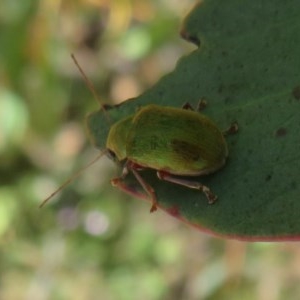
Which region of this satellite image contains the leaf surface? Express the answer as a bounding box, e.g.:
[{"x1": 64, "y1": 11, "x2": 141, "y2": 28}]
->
[{"x1": 87, "y1": 0, "x2": 300, "y2": 240}]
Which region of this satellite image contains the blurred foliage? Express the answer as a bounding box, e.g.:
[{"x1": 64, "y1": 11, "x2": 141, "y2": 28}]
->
[{"x1": 1, "y1": 0, "x2": 300, "y2": 300}]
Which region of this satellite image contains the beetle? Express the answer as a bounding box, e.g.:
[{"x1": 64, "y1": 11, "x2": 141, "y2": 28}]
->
[
  {"x1": 40, "y1": 55, "x2": 238, "y2": 212},
  {"x1": 106, "y1": 100, "x2": 238, "y2": 212}
]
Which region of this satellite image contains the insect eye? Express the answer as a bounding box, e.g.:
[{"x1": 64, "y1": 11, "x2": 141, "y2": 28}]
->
[{"x1": 107, "y1": 149, "x2": 117, "y2": 161}]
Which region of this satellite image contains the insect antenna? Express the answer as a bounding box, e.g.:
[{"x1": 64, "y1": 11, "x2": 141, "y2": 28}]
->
[
  {"x1": 39, "y1": 150, "x2": 107, "y2": 208},
  {"x1": 40, "y1": 55, "x2": 112, "y2": 208},
  {"x1": 71, "y1": 53, "x2": 111, "y2": 124}
]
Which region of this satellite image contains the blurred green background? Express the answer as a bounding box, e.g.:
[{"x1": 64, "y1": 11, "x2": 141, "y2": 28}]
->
[{"x1": 1, "y1": 0, "x2": 300, "y2": 299}]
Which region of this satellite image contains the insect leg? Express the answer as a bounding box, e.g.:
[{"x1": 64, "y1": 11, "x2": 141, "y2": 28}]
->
[
  {"x1": 111, "y1": 162, "x2": 158, "y2": 213},
  {"x1": 157, "y1": 171, "x2": 217, "y2": 204},
  {"x1": 110, "y1": 163, "x2": 130, "y2": 192},
  {"x1": 182, "y1": 98, "x2": 207, "y2": 112},
  {"x1": 181, "y1": 102, "x2": 194, "y2": 110},
  {"x1": 196, "y1": 98, "x2": 207, "y2": 111},
  {"x1": 129, "y1": 167, "x2": 158, "y2": 213},
  {"x1": 223, "y1": 122, "x2": 239, "y2": 136}
]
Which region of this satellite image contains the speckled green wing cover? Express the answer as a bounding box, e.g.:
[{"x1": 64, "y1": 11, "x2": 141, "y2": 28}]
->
[{"x1": 87, "y1": 0, "x2": 300, "y2": 240}]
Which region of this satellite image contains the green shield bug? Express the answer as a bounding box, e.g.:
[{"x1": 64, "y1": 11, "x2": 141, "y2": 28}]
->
[{"x1": 41, "y1": 55, "x2": 238, "y2": 213}]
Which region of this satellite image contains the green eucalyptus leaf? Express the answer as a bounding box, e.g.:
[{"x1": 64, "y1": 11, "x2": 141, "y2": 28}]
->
[{"x1": 87, "y1": 0, "x2": 300, "y2": 240}]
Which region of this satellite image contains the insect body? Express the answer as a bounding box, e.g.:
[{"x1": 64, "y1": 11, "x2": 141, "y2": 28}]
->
[{"x1": 107, "y1": 101, "x2": 238, "y2": 212}]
